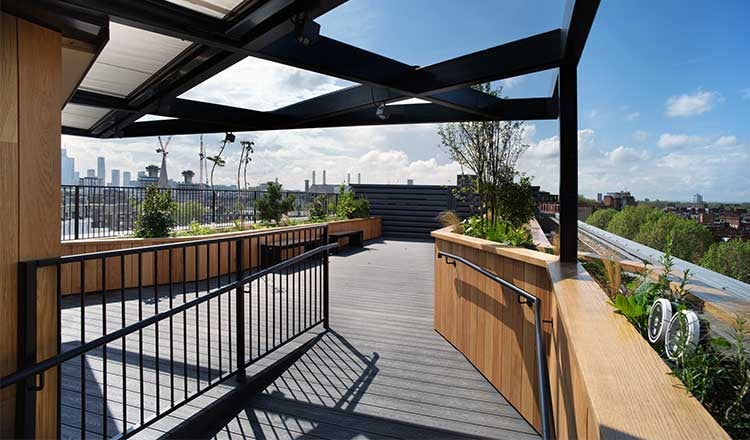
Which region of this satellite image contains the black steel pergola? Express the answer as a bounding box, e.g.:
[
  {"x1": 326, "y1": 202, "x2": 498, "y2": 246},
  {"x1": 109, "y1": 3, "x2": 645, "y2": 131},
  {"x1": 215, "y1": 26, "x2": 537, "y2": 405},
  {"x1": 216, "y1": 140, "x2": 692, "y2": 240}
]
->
[{"x1": 5, "y1": 0, "x2": 600, "y2": 262}]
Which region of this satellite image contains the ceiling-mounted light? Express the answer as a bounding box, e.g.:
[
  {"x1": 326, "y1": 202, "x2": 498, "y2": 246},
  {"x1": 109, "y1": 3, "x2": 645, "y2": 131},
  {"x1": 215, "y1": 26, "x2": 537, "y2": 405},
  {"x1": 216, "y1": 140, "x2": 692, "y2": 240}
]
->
[
  {"x1": 376, "y1": 103, "x2": 390, "y2": 120},
  {"x1": 294, "y1": 13, "x2": 320, "y2": 47}
]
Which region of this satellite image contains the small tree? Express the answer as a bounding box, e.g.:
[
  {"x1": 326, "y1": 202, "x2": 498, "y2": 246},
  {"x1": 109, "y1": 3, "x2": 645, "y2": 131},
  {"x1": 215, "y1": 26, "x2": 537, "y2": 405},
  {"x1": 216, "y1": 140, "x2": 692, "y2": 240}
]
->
[
  {"x1": 134, "y1": 186, "x2": 176, "y2": 238},
  {"x1": 255, "y1": 182, "x2": 295, "y2": 224},
  {"x1": 309, "y1": 194, "x2": 329, "y2": 221},
  {"x1": 335, "y1": 184, "x2": 370, "y2": 219},
  {"x1": 438, "y1": 83, "x2": 530, "y2": 227},
  {"x1": 208, "y1": 133, "x2": 234, "y2": 190}
]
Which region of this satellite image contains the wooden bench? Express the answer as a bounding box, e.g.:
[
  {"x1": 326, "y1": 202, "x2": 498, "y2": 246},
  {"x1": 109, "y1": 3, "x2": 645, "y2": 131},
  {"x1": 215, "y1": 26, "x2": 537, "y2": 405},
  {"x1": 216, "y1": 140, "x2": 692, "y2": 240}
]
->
[
  {"x1": 328, "y1": 230, "x2": 364, "y2": 253},
  {"x1": 260, "y1": 237, "x2": 320, "y2": 267}
]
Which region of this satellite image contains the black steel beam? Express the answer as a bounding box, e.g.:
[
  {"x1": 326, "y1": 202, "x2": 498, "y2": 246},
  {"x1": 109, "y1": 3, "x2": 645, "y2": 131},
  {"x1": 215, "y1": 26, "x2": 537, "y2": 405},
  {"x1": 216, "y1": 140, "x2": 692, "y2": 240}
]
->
[
  {"x1": 70, "y1": 90, "x2": 289, "y2": 126},
  {"x1": 261, "y1": 30, "x2": 561, "y2": 122},
  {"x1": 117, "y1": 98, "x2": 557, "y2": 137},
  {"x1": 562, "y1": 0, "x2": 601, "y2": 65}
]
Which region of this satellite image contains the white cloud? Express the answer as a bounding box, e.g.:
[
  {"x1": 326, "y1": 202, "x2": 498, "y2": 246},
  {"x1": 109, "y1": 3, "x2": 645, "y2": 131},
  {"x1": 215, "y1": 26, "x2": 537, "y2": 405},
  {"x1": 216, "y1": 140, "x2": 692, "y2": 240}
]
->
[
  {"x1": 499, "y1": 76, "x2": 524, "y2": 90},
  {"x1": 585, "y1": 109, "x2": 599, "y2": 119},
  {"x1": 606, "y1": 146, "x2": 648, "y2": 162},
  {"x1": 713, "y1": 135, "x2": 737, "y2": 147},
  {"x1": 665, "y1": 90, "x2": 721, "y2": 117},
  {"x1": 625, "y1": 112, "x2": 640, "y2": 121},
  {"x1": 657, "y1": 133, "x2": 702, "y2": 149},
  {"x1": 632, "y1": 130, "x2": 648, "y2": 142},
  {"x1": 742, "y1": 88, "x2": 750, "y2": 100}
]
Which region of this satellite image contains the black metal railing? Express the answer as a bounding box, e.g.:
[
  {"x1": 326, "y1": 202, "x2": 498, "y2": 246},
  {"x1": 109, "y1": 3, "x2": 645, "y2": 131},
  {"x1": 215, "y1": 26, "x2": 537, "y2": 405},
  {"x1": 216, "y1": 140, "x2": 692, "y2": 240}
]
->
[
  {"x1": 61, "y1": 185, "x2": 339, "y2": 241},
  {"x1": 437, "y1": 250, "x2": 554, "y2": 440},
  {"x1": 3, "y1": 224, "x2": 334, "y2": 439}
]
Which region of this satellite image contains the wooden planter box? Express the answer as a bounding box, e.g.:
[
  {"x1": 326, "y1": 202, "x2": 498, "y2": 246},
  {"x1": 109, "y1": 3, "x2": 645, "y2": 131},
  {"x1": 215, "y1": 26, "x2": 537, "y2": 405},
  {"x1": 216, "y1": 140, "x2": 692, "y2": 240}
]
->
[
  {"x1": 59, "y1": 217, "x2": 381, "y2": 295},
  {"x1": 432, "y1": 226, "x2": 729, "y2": 440}
]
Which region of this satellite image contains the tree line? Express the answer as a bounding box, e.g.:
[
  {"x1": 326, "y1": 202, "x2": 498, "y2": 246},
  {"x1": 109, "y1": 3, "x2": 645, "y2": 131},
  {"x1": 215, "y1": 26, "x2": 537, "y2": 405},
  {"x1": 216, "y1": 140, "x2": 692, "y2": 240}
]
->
[{"x1": 587, "y1": 206, "x2": 750, "y2": 283}]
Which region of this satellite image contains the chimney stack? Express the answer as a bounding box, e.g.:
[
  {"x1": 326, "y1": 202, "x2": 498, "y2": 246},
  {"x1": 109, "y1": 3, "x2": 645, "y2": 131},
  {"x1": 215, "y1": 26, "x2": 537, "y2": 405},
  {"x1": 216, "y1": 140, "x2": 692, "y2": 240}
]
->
[
  {"x1": 347, "y1": 172, "x2": 351, "y2": 185},
  {"x1": 304, "y1": 179, "x2": 310, "y2": 192},
  {"x1": 357, "y1": 173, "x2": 361, "y2": 184},
  {"x1": 312, "y1": 170, "x2": 316, "y2": 185},
  {"x1": 322, "y1": 170, "x2": 326, "y2": 185}
]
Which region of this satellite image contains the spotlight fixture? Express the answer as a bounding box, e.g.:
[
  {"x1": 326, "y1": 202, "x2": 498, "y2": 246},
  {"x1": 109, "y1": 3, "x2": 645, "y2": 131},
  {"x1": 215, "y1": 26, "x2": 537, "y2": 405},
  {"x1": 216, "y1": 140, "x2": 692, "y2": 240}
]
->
[
  {"x1": 664, "y1": 310, "x2": 701, "y2": 361},
  {"x1": 376, "y1": 103, "x2": 390, "y2": 120},
  {"x1": 294, "y1": 14, "x2": 320, "y2": 47},
  {"x1": 224, "y1": 132, "x2": 236, "y2": 143},
  {"x1": 647, "y1": 298, "x2": 673, "y2": 346}
]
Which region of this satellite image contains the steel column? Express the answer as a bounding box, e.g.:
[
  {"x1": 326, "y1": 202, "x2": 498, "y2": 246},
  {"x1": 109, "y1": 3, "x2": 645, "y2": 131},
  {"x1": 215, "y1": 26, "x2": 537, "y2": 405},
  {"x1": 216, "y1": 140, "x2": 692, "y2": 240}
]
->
[
  {"x1": 235, "y1": 238, "x2": 246, "y2": 382},
  {"x1": 558, "y1": 62, "x2": 578, "y2": 262}
]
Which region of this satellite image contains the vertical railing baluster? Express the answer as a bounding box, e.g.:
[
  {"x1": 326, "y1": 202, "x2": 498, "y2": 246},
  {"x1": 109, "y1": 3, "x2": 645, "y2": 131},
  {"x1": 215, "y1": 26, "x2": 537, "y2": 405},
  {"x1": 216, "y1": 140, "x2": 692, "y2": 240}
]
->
[
  {"x1": 323, "y1": 225, "x2": 330, "y2": 329},
  {"x1": 168, "y1": 248, "x2": 174, "y2": 407},
  {"x1": 235, "y1": 238, "x2": 245, "y2": 382},
  {"x1": 153, "y1": 251, "x2": 160, "y2": 415},
  {"x1": 137, "y1": 253, "x2": 144, "y2": 425},
  {"x1": 101, "y1": 257, "x2": 108, "y2": 439},
  {"x1": 182, "y1": 245, "x2": 188, "y2": 399},
  {"x1": 120, "y1": 255, "x2": 127, "y2": 435}
]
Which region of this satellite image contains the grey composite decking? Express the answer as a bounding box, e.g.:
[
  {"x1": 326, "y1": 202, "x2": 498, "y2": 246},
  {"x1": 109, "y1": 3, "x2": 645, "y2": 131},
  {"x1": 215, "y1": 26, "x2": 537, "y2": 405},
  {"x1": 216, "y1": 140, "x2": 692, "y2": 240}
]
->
[{"x1": 59, "y1": 240, "x2": 539, "y2": 439}]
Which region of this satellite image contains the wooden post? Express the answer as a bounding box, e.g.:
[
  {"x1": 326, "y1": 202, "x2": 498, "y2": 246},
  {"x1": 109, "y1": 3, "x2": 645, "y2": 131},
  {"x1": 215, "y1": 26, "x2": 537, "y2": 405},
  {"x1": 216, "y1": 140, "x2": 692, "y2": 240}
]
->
[
  {"x1": 0, "y1": 14, "x2": 62, "y2": 438},
  {"x1": 558, "y1": 62, "x2": 578, "y2": 263}
]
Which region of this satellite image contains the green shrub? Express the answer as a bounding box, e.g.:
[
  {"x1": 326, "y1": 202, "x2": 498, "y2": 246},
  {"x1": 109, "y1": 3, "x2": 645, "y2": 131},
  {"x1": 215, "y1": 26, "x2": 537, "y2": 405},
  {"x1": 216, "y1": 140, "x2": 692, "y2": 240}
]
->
[
  {"x1": 701, "y1": 240, "x2": 750, "y2": 283},
  {"x1": 462, "y1": 215, "x2": 534, "y2": 249},
  {"x1": 586, "y1": 208, "x2": 617, "y2": 229},
  {"x1": 133, "y1": 186, "x2": 176, "y2": 238},
  {"x1": 178, "y1": 220, "x2": 213, "y2": 236},
  {"x1": 494, "y1": 175, "x2": 535, "y2": 229},
  {"x1": 255, "y1": 182, "x2": 295, "y2": 224},
  {"x1": 309, "y1": 194, "x2": 329, "y2": 221},
  {"x1": 174, "y1": 201, "x2": 207, "y2": 225},
  {"x1": 335, "y1": 184, "x2": 370, "y2": 219}
]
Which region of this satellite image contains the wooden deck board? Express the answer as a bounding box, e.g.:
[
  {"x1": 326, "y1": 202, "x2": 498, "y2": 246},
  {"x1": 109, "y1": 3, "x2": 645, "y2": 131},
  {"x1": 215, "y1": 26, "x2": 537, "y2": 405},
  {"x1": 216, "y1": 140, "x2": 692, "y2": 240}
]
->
[{"x1": 59, "y1": 240, "x2": 538, "y2": 439}]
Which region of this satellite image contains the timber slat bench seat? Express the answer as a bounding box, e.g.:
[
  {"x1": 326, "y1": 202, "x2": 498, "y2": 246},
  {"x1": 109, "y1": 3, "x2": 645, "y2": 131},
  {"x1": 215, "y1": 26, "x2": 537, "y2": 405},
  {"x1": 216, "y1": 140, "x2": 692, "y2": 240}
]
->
[
  {"x1": 260, "y1": 237, "x2": 319, "y2": 267},
  {"x1": 328, "y1": 230, "x2": 364, "y2": 253}
]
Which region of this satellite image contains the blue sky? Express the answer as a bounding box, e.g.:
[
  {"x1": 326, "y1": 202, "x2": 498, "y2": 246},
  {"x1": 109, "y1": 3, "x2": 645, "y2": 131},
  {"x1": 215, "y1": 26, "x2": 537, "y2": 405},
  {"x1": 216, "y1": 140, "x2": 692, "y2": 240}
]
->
[{"x1": 62, "y1": 0, "x2": 749, "y2": 202}]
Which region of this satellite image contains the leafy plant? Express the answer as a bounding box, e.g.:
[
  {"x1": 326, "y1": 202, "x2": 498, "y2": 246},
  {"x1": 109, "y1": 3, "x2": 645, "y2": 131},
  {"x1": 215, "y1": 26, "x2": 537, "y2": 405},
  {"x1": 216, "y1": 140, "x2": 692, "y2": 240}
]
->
[
  {"x1": 133, "y1": 186, "x2": 176, "y2": 238},
  {"x1": 461, "y1": 215, "x2": 534, "y2": 248},
  {"x1": 255, "y1": 181, "x2": 295, "y2": 224},
  {"x1": 309, "y1": 194, "x2": 330, "y2": 221},
  {"x1": 174, "y1": 201, "x2": 206, "y2": 225},
  {"x1": 335, "y1": 184, "x2": 370, "y2": 219},
  {"x1": 438, "y1": 210, "x2": 464, "y2": 233},
  {"x1": 179, "y1": 220, "x2": 213, "y2": 236}
]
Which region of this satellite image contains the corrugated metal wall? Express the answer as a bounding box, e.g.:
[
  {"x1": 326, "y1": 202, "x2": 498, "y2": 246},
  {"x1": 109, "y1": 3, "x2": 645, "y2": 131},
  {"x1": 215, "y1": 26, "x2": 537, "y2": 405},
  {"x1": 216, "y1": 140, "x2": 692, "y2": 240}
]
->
[{"x1": 352, "y1": 184, "x2": 477, "y2": 239}]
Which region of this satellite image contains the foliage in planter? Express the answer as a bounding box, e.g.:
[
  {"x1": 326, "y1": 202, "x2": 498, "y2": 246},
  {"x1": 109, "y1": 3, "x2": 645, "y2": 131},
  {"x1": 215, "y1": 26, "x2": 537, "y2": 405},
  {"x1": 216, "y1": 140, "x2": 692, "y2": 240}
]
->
[
  {"x1": 254, "y1": 181, "x2": 295, "y2": 224},
  {"x1": 335, "y1": 184, "x2": 370, "y2": 219},
  {"x1": 134, "y1": 186, "x2": 176, "y2": 238},
  {"x1": 598, "y1": 238, "x2": 750, "y2": 437},
  {"x1": 309, "y1": 194, "x2": 330, "y2": 221},
  {"x1": 461, "y1": 215, "x2": 535, "y2": 249},
  {"x1": 175, "y1": 201, "x2": 207, "y2": 225}
]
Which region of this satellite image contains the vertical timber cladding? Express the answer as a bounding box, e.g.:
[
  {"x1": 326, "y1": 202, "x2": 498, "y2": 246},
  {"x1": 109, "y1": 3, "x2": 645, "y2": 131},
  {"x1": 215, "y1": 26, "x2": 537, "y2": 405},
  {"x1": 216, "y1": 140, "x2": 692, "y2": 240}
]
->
[{"x1": 353, "y1": 184, "x2": 473, "y2": 239}]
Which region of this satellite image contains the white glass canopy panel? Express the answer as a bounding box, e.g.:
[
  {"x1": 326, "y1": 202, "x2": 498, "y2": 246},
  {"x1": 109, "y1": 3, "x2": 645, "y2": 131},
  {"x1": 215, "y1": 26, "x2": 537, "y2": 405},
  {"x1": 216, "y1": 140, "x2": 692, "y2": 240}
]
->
[
  {"x1": 165, "y1": 0, "x2": 245, "y2": 18},
  {"x1": 62, "y1": 104, "x2": 111, "y2": 129},
  {"x1": 180, "y1": 57, "x2": 355, "y2": 111},
  {"x1": 78, "y1": 23, "x2": 192, "y2": 98}
]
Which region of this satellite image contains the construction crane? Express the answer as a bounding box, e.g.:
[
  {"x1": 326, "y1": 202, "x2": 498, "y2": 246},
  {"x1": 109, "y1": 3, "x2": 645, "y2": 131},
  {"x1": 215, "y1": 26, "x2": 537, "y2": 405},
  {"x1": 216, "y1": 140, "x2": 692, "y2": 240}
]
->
[{"x1": 156, "y1": 135, "x2": 171, "y2": 188}]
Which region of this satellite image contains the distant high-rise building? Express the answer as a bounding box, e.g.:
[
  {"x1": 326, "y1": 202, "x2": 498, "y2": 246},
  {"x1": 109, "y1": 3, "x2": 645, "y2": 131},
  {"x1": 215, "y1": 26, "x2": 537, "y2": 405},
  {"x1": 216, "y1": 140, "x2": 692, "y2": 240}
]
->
[
  {"x1": 597, "y1": 193, "x2": 603, "y2": 203},
  {"x1": 110, "y1": 169, "x2": 120, "y2": 187},
  {"x1": 73, "y1": 171, "x2": 80, "y2": 183},
  {"x1": 138, "y1": 165, "x2": 160, "y2": 187},
  {"x1": 407, "y1": 179, "x2": 414, "y2": 185},
  {"x1": 693, "y1": 193, "x2": 704, "y2": 205},
  {"x1": 86, "y1": 169, "x2": 96, "y2": 178},
  {"x1": 97, "y1": 157, "x2": 105, "y2": 182},
  {"x1": 123, "y1": 171, "x2": 132, "y2": 187},
  {"x1": 61, "y1": 148, "x2": 75, "y2": 185}
]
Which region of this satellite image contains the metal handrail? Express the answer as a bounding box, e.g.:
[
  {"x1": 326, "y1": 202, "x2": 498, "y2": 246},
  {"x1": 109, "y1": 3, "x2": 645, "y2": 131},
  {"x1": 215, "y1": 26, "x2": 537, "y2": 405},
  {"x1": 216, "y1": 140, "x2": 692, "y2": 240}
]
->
[
  {"x1": 1, "y1": 242, "x2": 338, "y2": 390},
  {"x1": 437, "y1": 250, "x2": 554, "y2": 440}
]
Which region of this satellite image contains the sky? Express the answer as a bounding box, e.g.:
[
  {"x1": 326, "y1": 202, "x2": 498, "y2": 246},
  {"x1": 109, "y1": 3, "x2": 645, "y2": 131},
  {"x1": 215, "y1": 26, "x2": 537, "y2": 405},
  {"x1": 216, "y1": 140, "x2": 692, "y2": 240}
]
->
[{"x1": 61, "y1": 0, "x2": 750, "y2": 202}]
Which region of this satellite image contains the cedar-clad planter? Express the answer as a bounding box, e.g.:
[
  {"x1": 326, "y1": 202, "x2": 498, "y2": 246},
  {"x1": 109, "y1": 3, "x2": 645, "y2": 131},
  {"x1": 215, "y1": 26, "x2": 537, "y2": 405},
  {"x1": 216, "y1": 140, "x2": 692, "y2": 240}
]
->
[
  {"x1": 432, "y1": 226, "x2": 729, "y2": 440},
  {"x1": 59, "y1": 217, "x2": 381, "y2": 295}
]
